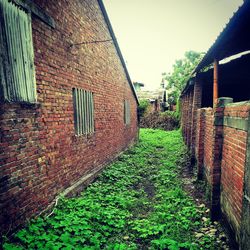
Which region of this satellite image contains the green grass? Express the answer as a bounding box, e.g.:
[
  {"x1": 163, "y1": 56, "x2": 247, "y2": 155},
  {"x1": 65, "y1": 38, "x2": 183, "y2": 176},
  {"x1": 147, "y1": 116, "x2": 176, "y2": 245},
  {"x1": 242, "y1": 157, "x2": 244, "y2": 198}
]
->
[{"x1": 3, "y1": 129, "x2": 217, "y2": 250}]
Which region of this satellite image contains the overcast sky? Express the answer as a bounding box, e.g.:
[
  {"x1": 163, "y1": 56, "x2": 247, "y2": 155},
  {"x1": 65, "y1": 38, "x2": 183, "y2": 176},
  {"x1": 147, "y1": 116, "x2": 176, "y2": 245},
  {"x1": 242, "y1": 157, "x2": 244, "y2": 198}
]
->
[{"x1": 103, "y1": 0, "x2": 244, "y2": 90}]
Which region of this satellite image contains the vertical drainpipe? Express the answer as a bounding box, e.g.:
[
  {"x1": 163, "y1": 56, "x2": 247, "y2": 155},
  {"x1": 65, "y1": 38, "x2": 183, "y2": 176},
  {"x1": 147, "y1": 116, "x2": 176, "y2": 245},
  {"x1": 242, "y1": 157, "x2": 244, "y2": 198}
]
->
[{"x1": 213, "y1": 59, "x2": 219, "y2": 107}]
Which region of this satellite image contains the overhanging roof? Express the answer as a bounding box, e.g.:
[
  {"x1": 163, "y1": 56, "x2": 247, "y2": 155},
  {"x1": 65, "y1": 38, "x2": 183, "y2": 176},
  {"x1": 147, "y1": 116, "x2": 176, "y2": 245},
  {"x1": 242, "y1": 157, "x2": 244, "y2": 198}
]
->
[
  {"x1": 181, "y1": 0, "x2": 250, "y2": 97},
  {"x1": 195, "y1": 0, "x2": 250, "y2": 73}
]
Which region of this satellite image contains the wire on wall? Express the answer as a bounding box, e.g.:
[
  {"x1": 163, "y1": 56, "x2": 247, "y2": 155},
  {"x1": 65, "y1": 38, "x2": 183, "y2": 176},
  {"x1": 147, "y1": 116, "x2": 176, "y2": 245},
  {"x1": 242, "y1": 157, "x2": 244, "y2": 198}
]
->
[{"x1": 69, "y1": 38, "x2": 113, "y2": 47}]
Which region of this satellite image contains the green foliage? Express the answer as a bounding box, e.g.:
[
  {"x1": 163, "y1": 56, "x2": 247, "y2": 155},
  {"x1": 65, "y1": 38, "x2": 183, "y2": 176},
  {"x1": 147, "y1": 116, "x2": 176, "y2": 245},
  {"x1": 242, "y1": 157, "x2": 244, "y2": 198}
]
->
[
  {"x1": 163, "y1": 51, "x2": 204, "y2": 103},
  {"x1": 4, "y1": 129, "x2": 218, "y2": 249},
  {"x1": 175, "y1": 98, "x2": 180, "y2": 118},
  {"x1": 140, "y1": 111, "x2": 179, "y2": 130},
  {"x1": 138, "y1": 99, "x2": 149, "y2": 119}
]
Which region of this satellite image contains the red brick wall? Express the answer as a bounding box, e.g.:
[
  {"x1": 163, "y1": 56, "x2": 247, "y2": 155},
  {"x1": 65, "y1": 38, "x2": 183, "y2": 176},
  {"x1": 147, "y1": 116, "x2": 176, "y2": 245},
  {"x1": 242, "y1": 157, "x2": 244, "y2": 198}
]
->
[
  {"x1": 0, "y1": 0, "x2": 138, "y2": 235},
  {"x1": 191, "y1": 80, "x2": 202, "y2": 156},
  {"x1": 187, "y1": 90, "x2": 194, "y2": 148},
  {"x1": 202, "y1": 108, "x2": 214, "y2": 183},
  {"x1": 186, "y1": 98, "x2": 250, "y2": 240},
  {"x1": 220, "y1": 104, "x2": 250, "y2": 237},
  {"x1": 195, "y1": 109, "x2": 205, "y2": 179},
  {"x1": 181, "y1": 89, "x2": 194, "y2": 146}
]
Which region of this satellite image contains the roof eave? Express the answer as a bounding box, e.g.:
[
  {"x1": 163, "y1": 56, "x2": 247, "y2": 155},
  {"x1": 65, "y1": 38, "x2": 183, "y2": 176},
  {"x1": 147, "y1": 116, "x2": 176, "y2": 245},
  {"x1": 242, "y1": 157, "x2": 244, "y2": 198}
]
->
[{"x1": 97, "y1": 0, "x2": 139, "y2": 105}]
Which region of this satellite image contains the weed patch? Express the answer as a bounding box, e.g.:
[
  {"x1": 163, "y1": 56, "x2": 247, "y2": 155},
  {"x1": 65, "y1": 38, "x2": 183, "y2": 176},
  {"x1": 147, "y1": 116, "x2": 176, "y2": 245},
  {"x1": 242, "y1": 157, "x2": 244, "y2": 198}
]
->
[
  {"x1": 4, "y1": 129, "x2": 220, "y2": 249},
  {"x1": 140, "y1": 111, "x2": 179, "y2": 130}
]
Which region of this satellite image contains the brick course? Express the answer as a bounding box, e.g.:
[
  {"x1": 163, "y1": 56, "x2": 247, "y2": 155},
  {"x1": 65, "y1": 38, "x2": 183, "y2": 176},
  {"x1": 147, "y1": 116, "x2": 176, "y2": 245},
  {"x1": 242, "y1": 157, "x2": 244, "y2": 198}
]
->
[{"x1": 0, "y1": 0, "x2": 138, "y2": 236}]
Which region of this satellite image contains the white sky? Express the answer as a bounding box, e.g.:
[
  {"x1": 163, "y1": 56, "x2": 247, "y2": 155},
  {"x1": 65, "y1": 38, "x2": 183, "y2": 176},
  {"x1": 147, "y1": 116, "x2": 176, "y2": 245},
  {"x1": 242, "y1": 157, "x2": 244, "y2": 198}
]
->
[{"x1": 103, "y1": 0, "x2": 244, "y2": 90}]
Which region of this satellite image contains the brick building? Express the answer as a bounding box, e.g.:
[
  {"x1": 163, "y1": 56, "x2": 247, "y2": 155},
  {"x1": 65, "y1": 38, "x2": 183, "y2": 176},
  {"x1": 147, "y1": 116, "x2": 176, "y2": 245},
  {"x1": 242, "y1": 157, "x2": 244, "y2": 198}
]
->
[
  {"x1": 0, "y1": 0, "x2": 139, "y2": 236},
  {"x1": 180, "y1": 1, "x2": 250, "y2": 248}
]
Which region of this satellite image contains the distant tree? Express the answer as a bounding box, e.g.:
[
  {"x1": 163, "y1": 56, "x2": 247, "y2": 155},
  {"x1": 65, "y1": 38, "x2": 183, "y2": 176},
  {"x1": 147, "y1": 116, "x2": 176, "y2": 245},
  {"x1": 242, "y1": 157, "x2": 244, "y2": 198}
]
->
[
  {"x1": 138, "y1": 99, "x2": 149, "y2": 119},
  {"x1": 162, "y1": 51, "x2": 204, "y2": 104}
]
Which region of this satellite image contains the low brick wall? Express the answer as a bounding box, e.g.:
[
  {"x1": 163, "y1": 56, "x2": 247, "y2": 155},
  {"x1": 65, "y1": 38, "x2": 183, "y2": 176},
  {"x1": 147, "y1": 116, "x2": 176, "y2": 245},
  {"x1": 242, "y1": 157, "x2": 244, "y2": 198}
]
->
[
  {"x1": 195, "y1": 109, "x2": 205, "y2": 179},
  {"x1": 181, "y1": 94, "x2": 250, "y2": 246},
  {"x1": 202, "y1": 108, "x2": 214, "y2": 184},
  {"x1": 220, "y1": 102, "x2": 250, "y2": 238}
]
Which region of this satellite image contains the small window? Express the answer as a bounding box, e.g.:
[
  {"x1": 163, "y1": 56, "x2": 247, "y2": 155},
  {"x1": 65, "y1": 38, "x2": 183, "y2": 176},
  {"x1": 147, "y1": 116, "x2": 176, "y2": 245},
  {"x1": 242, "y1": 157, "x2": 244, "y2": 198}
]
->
[
  {"x1": 124, "y1": 100, "x2": 130, "y2": 125},
  {"x1": 73, "y1": 88, "x2": 94, "y2": 135},
  {"x1": 0, "y1": 0, "x2": 36, "y2": 103}
]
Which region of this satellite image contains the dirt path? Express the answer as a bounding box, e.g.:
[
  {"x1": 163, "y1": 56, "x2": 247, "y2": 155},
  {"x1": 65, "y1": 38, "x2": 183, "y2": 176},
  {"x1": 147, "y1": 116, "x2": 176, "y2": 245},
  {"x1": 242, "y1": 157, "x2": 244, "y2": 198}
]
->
[{"x1": 181, "y1": 157, "x2": 238, "y2": 250}]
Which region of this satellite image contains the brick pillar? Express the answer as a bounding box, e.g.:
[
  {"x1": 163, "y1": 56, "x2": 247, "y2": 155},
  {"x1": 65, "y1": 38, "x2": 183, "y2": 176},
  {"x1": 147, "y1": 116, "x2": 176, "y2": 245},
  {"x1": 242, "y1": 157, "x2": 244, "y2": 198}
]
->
[
  {"x1": 187, "y1": 89, "x2": 194, "y2": 149},
  {"x1": 183, "y1": 94, "x2": 188, "y2": 143},
  {"x1": 181, "y1": 96, "x2": 185, "y2": 137},
  {"x1": 191, "y1": 78, "x2": 202, "y2": 157},
  {"x1": 211, "y1": 97, "x2": 233, "y2": 220},
  {"x1": 240, "y1": 110, "x2": 250, "y2": 249},
  {"x1": 185, "y1": 93, "x2": 189, "y2": 144},
  {"x1": 196, "y1": 108, "x2": 205, "y2": 180},
  {"x1": 180, "y1": 96, "x2": 183, "y2": 129}
]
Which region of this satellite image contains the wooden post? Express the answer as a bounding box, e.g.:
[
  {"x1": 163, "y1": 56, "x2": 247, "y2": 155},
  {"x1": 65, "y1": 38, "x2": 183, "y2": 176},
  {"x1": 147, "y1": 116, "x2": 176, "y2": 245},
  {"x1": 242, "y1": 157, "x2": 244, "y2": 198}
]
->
[{"x1": 213, "y1": 59, "x2": 219, "y2": 107}]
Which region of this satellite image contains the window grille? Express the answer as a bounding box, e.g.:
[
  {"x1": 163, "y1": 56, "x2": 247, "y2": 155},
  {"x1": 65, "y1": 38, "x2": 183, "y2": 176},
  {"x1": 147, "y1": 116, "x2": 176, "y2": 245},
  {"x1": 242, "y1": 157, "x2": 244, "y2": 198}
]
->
[
  {"x1": 124, "y1": 100, "x2": 130, "y2": 125},
  {"x1": 0, "y1": 0, "x2": 36, "y2": 103},
  {"x1": 73, "y1": 88, "x2": 94, "y2": 135}
]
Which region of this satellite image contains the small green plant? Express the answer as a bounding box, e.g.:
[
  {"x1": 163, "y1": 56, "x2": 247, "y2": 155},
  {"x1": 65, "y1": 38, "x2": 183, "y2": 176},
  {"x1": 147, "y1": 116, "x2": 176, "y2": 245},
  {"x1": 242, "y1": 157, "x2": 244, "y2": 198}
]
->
[
  {"x1": 4, "y1": 129, "x2": 219, "y2": 249},
  {"x1": 175, "y1": 98, "x2": 181, "y2": 118}
]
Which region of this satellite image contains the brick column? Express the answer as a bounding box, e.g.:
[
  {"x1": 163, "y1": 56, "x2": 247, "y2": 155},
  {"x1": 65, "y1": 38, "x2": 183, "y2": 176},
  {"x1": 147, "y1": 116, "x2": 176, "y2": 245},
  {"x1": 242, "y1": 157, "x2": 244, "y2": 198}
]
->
[
  {"x1": 211, "y1": 97, "x2": 233, "y2": 220},
  {"x1": 181, "y1": 95, "x2": 185, "y2": 134},
  {"x1": 181, "y1": 96, "x2": 184, "y2": 137},
  {"x1": 183, "y1": 94, "x2": 188, "y2": 143},
  {"x1": 187, "y1": 89, "x2": 194, "y2": 148},
  {"x1": 240, "y1": 110, "x2": 250, "y2": 249},
  {"x1": 191, "y1": 78, "x2": 202, "y2": 157},
  {"x1": 185, "y1": 92, "x2": 189, "y2": 144},
  {"x1": 196, "y1": 108, "x2": 205, "y2": 180}
]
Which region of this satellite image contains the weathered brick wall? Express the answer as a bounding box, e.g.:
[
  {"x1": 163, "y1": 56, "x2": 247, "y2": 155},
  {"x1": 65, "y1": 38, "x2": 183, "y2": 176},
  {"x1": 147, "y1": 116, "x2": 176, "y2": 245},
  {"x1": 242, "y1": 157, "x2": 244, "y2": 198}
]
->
[
  {"x1": 194, "y1": 106, "x2": 222, "y2": 218},
  {"x1": 189, "y1": 99, "x2": 250, "y2": 243},
  {"x1": 195, "y1": 109, "x2": 205, "y2": 179},
  {"x1": 0, "y1": 0, "x2": 138, "y2": 235},
  {"x1": 190, "y1": 80, "x2": 202, "y2": 156},
  {"x1": 188, "y1": 90, "x2": 194, "y2": 148},
  {"x1": 220, "y1": 102, "x2": 250, "y2": 238},
  {"x1": 180, "y1": 95, "x2": 186, "y2": 138},
  {"x1": 202, "y1": 108, "x2": 214, "y2": 183},
  {"x1": 180, "y1": 89, "x2": 194, "y2": 147}
]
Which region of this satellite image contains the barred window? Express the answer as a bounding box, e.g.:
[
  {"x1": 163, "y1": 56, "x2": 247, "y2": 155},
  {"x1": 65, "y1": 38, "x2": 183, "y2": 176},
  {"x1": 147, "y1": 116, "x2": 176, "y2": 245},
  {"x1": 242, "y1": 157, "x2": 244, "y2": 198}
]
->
[
  {"x1": 73, "y1": 88, "x2": 94, "y2": 135},
  {"x1": 0, "y1": 0, "x2": 36, "y2": 103},
  {"x1": 124, "y1": 100, "x2": 130, "y2": 125}
]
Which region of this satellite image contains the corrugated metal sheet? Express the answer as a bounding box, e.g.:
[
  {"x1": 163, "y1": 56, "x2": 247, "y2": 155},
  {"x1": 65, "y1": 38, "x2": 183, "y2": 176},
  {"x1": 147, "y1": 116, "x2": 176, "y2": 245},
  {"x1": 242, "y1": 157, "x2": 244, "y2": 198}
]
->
[
  {"x1": 0, "y1": 0, "x2": 36, "y2": 102},
  {"x1": 182, "y1": 1, "x2": 249, "y2": 96},
  {"x1": 73, "y1": 88, "x2": 94, "y2": 135},
  {"x1": 194, "y1": 1, "x2": 249, "y2": 73}
]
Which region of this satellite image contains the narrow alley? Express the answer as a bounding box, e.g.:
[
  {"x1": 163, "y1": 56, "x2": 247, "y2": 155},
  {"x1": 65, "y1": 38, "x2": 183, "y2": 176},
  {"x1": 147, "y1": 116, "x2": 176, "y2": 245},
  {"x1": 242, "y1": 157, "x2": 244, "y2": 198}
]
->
[{"x1": 4, "y1": 129, "x2": 231, "y2": 249}]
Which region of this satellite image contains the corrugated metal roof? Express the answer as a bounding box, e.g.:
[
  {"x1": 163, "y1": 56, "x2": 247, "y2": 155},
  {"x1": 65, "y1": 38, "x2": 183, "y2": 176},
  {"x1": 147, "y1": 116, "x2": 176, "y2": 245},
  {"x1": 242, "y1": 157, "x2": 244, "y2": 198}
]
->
[
  {"x1": 181, "y1": 0, "x2": 250, "y2": 96},
  {"x1": 194, "y1": 0, "x2": 250, "y2": 73}
]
